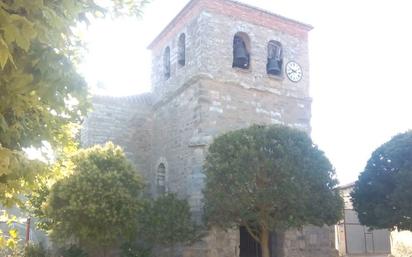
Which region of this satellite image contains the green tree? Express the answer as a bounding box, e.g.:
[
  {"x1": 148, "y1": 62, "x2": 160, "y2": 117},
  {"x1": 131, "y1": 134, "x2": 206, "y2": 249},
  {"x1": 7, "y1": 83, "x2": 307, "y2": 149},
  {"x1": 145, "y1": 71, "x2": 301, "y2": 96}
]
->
[
  {"x1": 0, "y1": 0, "x2": 148, "y2": 251},
  {"x1": 351, "y1": 131, "x2": 412, "y2": 231},
  {"x1": 23, "y1": 243, "x2": 50, "y2": 257},
  {"x1": 138, "y1": 194, "x2": 200, "y2": 247},
  {"x1": 121, "y1": 194, "x2": 200, "y2": 257},
  {"x1": 44, "y1": 143, "x2": 144, "y2": 256},
  {"x1": 0, "y1": 0, "x2": 148, "y2": 207},
  {"x1": 203, "y1": 125, "x2": 343, "y2": 257}
]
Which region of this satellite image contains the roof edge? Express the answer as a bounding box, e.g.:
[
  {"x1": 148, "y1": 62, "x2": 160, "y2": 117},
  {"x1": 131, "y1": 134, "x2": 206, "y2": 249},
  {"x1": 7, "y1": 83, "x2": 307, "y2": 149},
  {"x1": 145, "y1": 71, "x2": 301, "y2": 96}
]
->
[
  {"x1": 92, "y1": 92, "x2": 153, "y2": 105},
  {"x1": 148, "y1": 0, "x2": 313, "y2": 50},
  {"x1": 147, "y1": 0, "x2": 201, "y2": 50},
  {"x1": 337, "y1": 182, "x2": 356, "y2": 190},
  {"x1": 227, "y1": 0, "x2": 313, "y2": 31}
]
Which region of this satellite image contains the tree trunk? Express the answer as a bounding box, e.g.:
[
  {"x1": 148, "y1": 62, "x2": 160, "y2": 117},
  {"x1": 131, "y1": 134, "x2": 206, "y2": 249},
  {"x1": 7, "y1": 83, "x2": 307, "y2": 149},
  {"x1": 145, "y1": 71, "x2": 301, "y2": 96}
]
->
[
  {"x1": 260, "y1": 228, "x2": 270, "y2": 257},
  {"x1": 276, "y1": 231, "x2": 285, "y2": 257},
  {"x1": 102, "y1": 247, "x2": 107, "y2": 257}
]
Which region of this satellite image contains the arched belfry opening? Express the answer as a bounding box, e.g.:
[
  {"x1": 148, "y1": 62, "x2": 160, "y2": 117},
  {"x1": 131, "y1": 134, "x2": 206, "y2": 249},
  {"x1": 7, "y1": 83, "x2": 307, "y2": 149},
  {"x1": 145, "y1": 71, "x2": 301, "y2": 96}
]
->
[
  {"x1": 266, "y1": 40, "x2": 283, "y2": 76},
  {"x1": 178, "y1": 33, "x2": 186, "y2": 67},
  {"x1": 164, "y1": 47, "x2": 171, "y2": 79},
  {"x1": 157, "y1": 163, "x2": 166, "y2": 195},
  {"x1": 232, "y1": 32, "x2": 250, "y2": 69}
]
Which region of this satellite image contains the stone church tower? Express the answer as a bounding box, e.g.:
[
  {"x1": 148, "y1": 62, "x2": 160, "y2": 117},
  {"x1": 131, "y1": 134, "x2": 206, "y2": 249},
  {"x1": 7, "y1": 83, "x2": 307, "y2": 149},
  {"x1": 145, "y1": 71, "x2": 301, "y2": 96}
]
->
[{"x1": 81, "y1": 0, "x2": 336, "y2": 256}]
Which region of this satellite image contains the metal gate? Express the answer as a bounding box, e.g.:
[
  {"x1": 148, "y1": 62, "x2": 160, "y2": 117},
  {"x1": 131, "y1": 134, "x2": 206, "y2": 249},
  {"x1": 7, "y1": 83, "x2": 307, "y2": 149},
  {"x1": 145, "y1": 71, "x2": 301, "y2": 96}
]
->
[
  {"x1": 344, "y1": 209, "x2": 390, "y2": 255},
  {"x1": 240, "y1": 226, "x2": 262, "y2": 257},
  {"x1": 239, "y1": 227, "x2": 277, "y2": 257}
]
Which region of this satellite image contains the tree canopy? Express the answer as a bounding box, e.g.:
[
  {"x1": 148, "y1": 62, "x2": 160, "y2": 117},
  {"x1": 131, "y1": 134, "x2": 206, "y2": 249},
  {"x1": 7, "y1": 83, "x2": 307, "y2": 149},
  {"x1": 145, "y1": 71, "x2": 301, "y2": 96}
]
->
[
  {"x1": 138, "y1": 194, "x2": 200, "y2": 248},
  {"x1": 30, "y1": 143, "x2": 200, "y2": 257},
  {"x1": 0, "y1": 0, "x2": 148, "y2": 207},
  {"x1": 203, "y1": 125, "x2": 343, "y2": 257},
  {"x1": 0, "y1": 0, "x2": 149, "y2": 253},
  {"x1": 45, "y1": 143, "x2": 144, "y2": 256},
  {"x1": 351, "y1": 131, "x2": 412, "y2": 231}
]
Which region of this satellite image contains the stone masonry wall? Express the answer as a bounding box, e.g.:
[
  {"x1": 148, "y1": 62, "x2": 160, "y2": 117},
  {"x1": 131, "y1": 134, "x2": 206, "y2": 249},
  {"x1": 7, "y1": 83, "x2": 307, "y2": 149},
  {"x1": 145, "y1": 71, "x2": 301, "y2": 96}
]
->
[
  {"x1": 147, "y1": 80, "x2": 239, "y2": 257},
  {"x1": 151, "y1": 14, "x2": 203, "y2": 103},
  {"x1": 149, "y1": 81, "x2": 202, "y2": 201},
  {"x1": 151, "y1": 6, "x2": 311, "y2": 104},
  {"x1": 198, "y1": 78, "x2": 311, "y2": 136},
  {"x1": 80, "y1": 94, "x2": 153, "y2": 179},
  {"x1": 199, "y1": 10, "x2": 311, "y2": 101},
  {"x1": 149, "y1": 0, "x2": 311, "y2": 52},
  {"x1": 282, "y1": 226, "x2": 337, "y2": 257}
]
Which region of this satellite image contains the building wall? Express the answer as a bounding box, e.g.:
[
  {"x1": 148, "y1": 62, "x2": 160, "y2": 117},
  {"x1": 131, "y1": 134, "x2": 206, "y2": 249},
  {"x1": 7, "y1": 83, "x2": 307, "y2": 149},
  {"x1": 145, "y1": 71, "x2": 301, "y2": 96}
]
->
[
  {"x1": 151, "y1": 8, "x2": 311, "y2": 116},
  {"x1": 336, "y1": 184, "x2": 391, "y2": 256},
  {"x1": 198, "y1": 78, "x2": 311, "y2": 135},
  {"x1": 283, "y1": 226, "x2": 337, "y2": 257},
  {"x1": 149, "y1": 81, "x2": 203, "y2": 201},
  {"x1": 150, "y1": 14, "x2": 203, "y2": 103},
  {"x1": 199, "y1": 10, "x2": 310, "y2": 100},
  {"x1": 80, "y1": 94, "x2": 154, "y2": 179},
  {"x1": 391, "y1": 230, "x2": 412, "y2": 257}
]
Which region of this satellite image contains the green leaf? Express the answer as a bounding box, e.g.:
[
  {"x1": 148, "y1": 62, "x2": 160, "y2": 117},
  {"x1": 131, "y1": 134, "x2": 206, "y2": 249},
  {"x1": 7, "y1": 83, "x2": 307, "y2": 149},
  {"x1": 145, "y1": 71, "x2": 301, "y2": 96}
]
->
[
  {"x1": 2, "y1": 23, "x2": 19, "y2": 45},
  {"x1": 0, "y1": 37, "x2": 13, "y2": 69},
  {"x1": 7, "y1": 14, "x2": 36, "y2": 51},
  {"x1": 0, "y1": 114, "x2": 8, "y2": 132},
  {"x1": 203, "y1": 125, "x2": 343, "y2": 235},
  {"x1": 352, "y1": 131, "x2": 412, "y2": 231},
  {"x1": 0, "y1": 1, "x2": 149, "y2": 246},
  {"x1": 38, "y1": 143, "x2": 145, "y2": 252},
  {"x1": 8, "y1": 229, "x2": 18, "y2": 239}
]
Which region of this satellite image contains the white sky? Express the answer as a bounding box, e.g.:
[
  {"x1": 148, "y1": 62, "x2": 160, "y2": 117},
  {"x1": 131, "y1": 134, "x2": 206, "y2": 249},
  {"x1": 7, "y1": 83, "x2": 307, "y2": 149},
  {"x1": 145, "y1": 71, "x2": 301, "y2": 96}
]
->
[{"x1": 79, "y1": 0, "x2": 412, "y2": 185}]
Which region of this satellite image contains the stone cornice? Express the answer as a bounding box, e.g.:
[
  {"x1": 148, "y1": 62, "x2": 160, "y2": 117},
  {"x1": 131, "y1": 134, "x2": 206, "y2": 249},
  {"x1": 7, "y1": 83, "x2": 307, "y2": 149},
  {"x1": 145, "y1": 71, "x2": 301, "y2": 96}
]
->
[{"x1": 148, "y1": 0, "x2": 313, "y2": 52}]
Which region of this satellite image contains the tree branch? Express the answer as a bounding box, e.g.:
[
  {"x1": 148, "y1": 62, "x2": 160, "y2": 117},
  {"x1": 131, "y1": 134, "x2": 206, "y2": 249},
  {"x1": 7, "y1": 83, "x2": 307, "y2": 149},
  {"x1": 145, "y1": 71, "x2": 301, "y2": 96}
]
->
[{"x1": 243, "y1": 223, "x2": 261, "y2": 243}]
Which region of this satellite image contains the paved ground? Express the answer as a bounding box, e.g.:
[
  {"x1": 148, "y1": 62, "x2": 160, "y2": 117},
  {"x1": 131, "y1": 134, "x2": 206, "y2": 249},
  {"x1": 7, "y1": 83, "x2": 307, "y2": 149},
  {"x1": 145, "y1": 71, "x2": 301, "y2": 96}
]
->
[{"x1": 344, "y1": 254, "x2": 389, "y2": 257}]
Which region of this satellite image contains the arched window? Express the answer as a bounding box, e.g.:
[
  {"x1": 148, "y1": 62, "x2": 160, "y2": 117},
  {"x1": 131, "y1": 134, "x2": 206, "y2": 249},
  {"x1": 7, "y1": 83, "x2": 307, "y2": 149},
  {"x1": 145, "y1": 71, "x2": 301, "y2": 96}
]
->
[
  {"x1": 178, "y1": 33, "x2": 186, "y2": 67},
  {"x1": 163, "y1": 47, "x2": 170, "y2": 79},
  {"x1": 232, "y1": 32, "x2": 250, "y2": 69},
  {"x1": 267, "y1": 40, "x2": 283, "y2": 76},
  {"x1": 157, "y1": 163, "x2": 166, "y2": 195}
]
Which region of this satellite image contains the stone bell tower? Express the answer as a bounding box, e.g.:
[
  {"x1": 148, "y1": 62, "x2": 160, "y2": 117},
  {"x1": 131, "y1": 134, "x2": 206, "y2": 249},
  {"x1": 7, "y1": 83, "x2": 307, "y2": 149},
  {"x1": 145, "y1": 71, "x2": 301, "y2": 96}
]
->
[
  {"x1": 148, "y1": 0, "x2": 312, "y2": 199},
  {"x1": 146, "y1": 1, "x2": 335, "y2": 257}
]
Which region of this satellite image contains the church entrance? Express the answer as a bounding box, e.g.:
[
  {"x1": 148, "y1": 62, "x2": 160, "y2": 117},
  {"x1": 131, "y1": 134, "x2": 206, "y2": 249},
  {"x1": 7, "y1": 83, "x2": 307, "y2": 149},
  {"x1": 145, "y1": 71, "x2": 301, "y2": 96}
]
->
[
  {"x1": 239, "y1": 227, "x2": 277, "y2": 257},
  {"x1": 239, "y1": 226, "x2": 261, "y2": 257}
]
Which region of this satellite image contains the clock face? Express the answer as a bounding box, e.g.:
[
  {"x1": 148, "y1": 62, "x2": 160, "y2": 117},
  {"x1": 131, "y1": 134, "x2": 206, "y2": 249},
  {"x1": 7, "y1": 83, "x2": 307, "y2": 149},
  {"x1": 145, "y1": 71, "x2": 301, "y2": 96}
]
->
[{"x1": 286, "y1": 61, "x2": 303, "y2": 82}]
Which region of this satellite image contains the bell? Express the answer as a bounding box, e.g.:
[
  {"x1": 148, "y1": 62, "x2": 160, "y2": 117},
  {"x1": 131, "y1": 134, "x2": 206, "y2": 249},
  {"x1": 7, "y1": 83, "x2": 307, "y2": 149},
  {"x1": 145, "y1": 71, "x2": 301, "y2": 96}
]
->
[
  {"x1": 233, "y1": 37, "x2": 249, "y2": 68},
  {"x1": 234, "y1": 48, "x2": 249, "y2": 68},
  {"x1": 267, "y1": 58, "x2": 281, "y2": 75}
]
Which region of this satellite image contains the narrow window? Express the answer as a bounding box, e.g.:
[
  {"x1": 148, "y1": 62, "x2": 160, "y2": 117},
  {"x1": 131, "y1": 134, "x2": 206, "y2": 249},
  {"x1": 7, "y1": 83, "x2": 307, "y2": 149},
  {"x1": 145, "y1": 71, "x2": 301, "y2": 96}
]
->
[
  {"x1": 163, "y1": 47, "x2": 170, "y2": 79},
  {"x1": 178, "y1": 33, "x2": 186, "y2": 67},
  {"x1": 233, "y1": 32, "x2": 250, "y2": 69},
  {"x1": 157, "y1": 163, "x2": 166, "y2": 195},
  {"x1": 267, "y1": 41, "x2": 283, "y2": 76}
]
